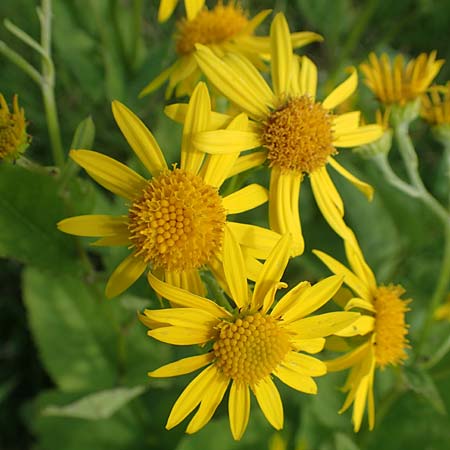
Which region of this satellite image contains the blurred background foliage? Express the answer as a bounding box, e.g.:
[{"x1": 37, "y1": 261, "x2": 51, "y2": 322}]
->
[{"x1": 1, "y1": 0, "x2": 450, "y2": 449}]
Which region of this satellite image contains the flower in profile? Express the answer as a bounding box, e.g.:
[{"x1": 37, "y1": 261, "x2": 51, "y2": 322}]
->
[
  {"x1": 141, "y1": 232, "x2": 359, "y2": 440},
  {"x1": 360, "y1": 51, "x2": 444, "y2": 106},
  {"x1": 314, "y1": 236, "x2": 410, "y2": 432},
  {"x1": 192, "y1": 13, "x2": 382, "y2": 255},
  {"x1": 0, "y1": 94, "x2": 30, "y2": 162},
  {"x1": 421, "y1": 83, "x2": 450, "y2": 126},
  {"x1": 141, "y1": 2, "x2": 322, "y2": 98},
  {"x1": 58, "y1": 83, "x2": 279, "y2": 298},
  {"x1": 158, "y1": 0, "x2": 204, "y2": 22}
]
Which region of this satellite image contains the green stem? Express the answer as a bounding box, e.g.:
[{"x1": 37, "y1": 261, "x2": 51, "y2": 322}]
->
[
  {"x1": 130, "y1": 0, "x2": 143, "y2": 70},
  {"x1": 0, "y1": 41, "x2": 42, "y2": 85},
  {"x1": 16, "y1": 156, "x2": 58, "y2": 176}
]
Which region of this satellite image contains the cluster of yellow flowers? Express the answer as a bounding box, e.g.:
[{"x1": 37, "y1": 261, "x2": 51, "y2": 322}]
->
[{"x1": 54, "y1": 0, "x2": 446, "y2": 441}]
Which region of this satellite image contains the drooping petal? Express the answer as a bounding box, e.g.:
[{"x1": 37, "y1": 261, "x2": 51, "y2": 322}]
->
[
  {"x1": 147, "y1": 272, "x2": 231, "y2": 318},
  {"x1": 270, "y1": 13, "x2": 293, "y2": 97},
  {"x1": 274, "y1": 364, "x2": 317, "y2": 394},
  {"x1": 112, "y1": 101, "x2": 167, "y2": 176},
  {"x1": 223, "y1": 184, "x2": 268, "y2": 214},
  {"x1": 251, "y1": 233, "x2": 292, "y2": 311},
  {"x1": 252, "y1": 377, "x2": 283, "y2": 430},
  {"x1": 322, "y1": 67, "x2": 358, "y2": 110},
  {"x1": 166, "y1": 365, "x2": 217, "y2": 429},
  {"x1": 223, "y1": 225, "x2": 249, "y2": 309},
  {"x1": 149, "y1": 353, "x2": 213, "y2": 378},
  {"x1": 57, "y1": 215, "x2": 128, "y2": 237},
  {"x1": 70, "y1": 150, "x2": 146, "y2": 200},
  {"x1": 229, "y1": 381, "x2": 250, "y2": 440},
  {"x1": 105, "y1": 254, "x2": 147, "y2": 298}
]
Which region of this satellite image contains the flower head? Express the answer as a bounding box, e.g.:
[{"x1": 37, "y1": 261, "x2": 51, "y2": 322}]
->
[
  {"x1": 314, "y1": 236, "x2": 410, "y2": 432},
  {"x1": 421, "y1": 83, "x2": 450, "y2": 126},
  {"x1": 360, "y1": 51, "x2": 444, "y2": 106},
  {"x1": 58, "y1": 83, "x2": 279, "y2": 298},
  {"x1": 192, "y1": 13, "x2": 382, "y2": 255},
  {"x1": 0, "y1": 94, "x2": 30, "y2": 162},
  {"x1": 141, "y1": 3, "x2": 322, "y2": 98},
  {"x1": 158, "y1": 0, "x2": 204, "y2": 22},
  {"x1": 141, "y1": 232, "x2": 359, "y2": 440}
]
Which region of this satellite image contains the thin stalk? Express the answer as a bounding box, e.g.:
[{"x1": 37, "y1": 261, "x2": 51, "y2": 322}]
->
[
  {"x1": 16, "y1": 156, "x2": 58, "y2": 176},
  {"x1": 130, "y1": 0, "x2": 143, "y2": 70},
  {"x1": 0, "y1": 41, "x2": 42, "y2": 85}
]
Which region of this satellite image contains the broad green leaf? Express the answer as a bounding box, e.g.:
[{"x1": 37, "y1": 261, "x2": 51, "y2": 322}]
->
[
  {"x1": 23, "y1": 267, "x2": 117, "y2": 391},
  {"x1": 43, "y1": 386, "x2": 146, "y2": 420}
]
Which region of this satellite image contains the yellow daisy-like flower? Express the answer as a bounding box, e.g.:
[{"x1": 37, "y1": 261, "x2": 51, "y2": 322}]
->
[
  {"x1": 141, "y1": 2, "x2": 322, "y2": 98},
  {"x1": 191, "y1": 13, "x2": 382, "y2": 255},
  {"x1": 314, "y1": 237, "x2": 410, "y2": 432},
  {"x1": 360, "y1": 51, "x2": 444, "y2": 106},
  {"x1": 58, "y1": 83, "x2": 280, "y2": 298},
  {"x1": 0, "y1": 94, "x2": 30, "y2": 162},
  {"x1": 141, "y1": 232, "x2": 360, "y2": 440},
  {"x1": 158, "y1": 0, "x2": 204, "y2": 22},
  {"x1": 421, "y1": 82, "x2": 450, "y2": 126}
]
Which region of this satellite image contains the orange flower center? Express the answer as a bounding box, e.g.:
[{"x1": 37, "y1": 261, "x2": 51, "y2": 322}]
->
[
  {"x1": 262, "y1": 96, "x2": 335, "y2": 174},
  {"x1": 0, "y1": 95, "x2": 28, "y2": 161},
  {"x1": 213, "y1": 312, "x2": 291, "y2": 384},
  {"x1": 175, "y1": 3, "x2": 249, "y2": 55},
  {"x1": 373, "y1": 285, "x2": 410, "y2": 368},
  {"x1": 128, "y1": 168, "x2": 226, "y2": 271}
]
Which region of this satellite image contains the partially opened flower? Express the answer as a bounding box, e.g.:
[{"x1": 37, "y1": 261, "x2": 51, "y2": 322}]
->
[
  {"x1": 141, "y1": 232, "x2": 359, "y2": 440},
  {"x1": 360, "y1": 51, "x2": 444, "y2": 106},
  {"x1": 158, "y1": 0, "x2": 204, "y2": 22},
  {"x1": 0, "y1": 94, "x2": 30, "y2": 162},
  {"x1": 58, "y1": 83, "x2": 280, "y2": 298},
  {"x1": 193, "y1": 13, "x2": 382, "y2": 255},
  {"x1": 421, "y1": 82, "x2": 450, "y2": 126},
  {"x1": 141, "y1": 2, "x2": 322, "y2": 98},
  {"x1": 314, "y1": 237, "x2": 410, "y2": 432}
]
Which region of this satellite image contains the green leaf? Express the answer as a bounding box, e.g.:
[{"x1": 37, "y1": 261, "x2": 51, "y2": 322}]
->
[
  {"x1": 71, "y1": 116, "x2": 96, "y2": 150},
  {"x1": 404, "y1": 366, "x2": 447, "y2": 415},
  {"x1": 22, "y1": 267, "x2": 117, "y2": 391},
  {"x1": 43, "y1": 386, "x2": 146, "y2": 420},
  {"x1": 334, "y1": 432, "x2": 360, "y2": 450}
]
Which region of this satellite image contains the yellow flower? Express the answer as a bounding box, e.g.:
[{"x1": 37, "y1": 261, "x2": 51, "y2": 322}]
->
[
  {"x1": 191, "y1": 13, "x2": 382, "y2": 256},
  {"x1": 141, "y1": 2, "x2": 322, "y2": 98},
  {"x1": 0, "y1": 94, "x2": 30, "y2": 162},
  {"x1": 360, "y1": 51, "x2": 444, "y2": 106},
  {"x1": 141, "y1": 232, "x2": 359, "y2": 440},
  {"x1": 58, "y1": 83, "x2": 280, "y2": 298},
  {"x1": 421, "y1": 82, "x2": 450, "y2": 126},
  {"x1": 314, "y1": 237, "x2": 410, "y2": 432},
  {"x1": 158, "y1": 0, "x2": 204, "y2": 22}
]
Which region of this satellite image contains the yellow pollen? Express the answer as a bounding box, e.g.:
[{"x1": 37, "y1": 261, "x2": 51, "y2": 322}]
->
[
  {"x1": 373, "y1": 285, "x2": 410, "y2": 368},
  {"x1": 128, "y1": 168, "x2": 226, "y2": 271},
  {"x1": 262, "y1": 96, "x2": 335, "y2": 174},
  {"x1": 175, "y1": 3, "x2": 249, "y2": 55},
  {"x1": 213, "y1": 312, "x2": 291, "y2": 385}
]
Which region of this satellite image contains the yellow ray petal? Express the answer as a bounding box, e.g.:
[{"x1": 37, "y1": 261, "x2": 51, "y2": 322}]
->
[
  {"x1": 112, "y1": 101, "x2": 167, "y2": 176},
  {"x1": 286, "y1": 312, "x2": 360, "y2": 339},
  {"x1": 185, "y1": 0, "x2": 205, "y2": 20},
  {"x1": 291, "y1": 338, "x2": 325, "y2": 354},
  {"x1": 164, "y1": 269, "x2": 206, "y2": 298},
  {"x1": 70, "y1": 150, "x2": 146, "y2": 200},
  {"x1": 299, "y1": 55, "x2": 318, "y2": 99},
  {"x1": 143, "y1": 307, "x2": 219, "y2": 329},
  {"x1": 290, "y1": 31, "x2": 324, "y2": 49},
  {"x1": 181, "y1": 82, "x2": 210, "y2": 174},
  {"x1": 223, "y1": 184, "x2": 268, "y2": 214},
  {"x1": 335, "y1": 315, "x2": 375, "y2": 337},
  {"x1": 344, "y1": 238, "x2": 377, "y2": 291},
  {"x1": 147, "y1": 272, "x2": 231, "y2": 318},
  {"x1": 243, "y1": 9, "x2": 272, "y2": 33},
  {"x1": 333, "y1": 124, "x2": 383, "y2": 148},
  {"x1": 57, "y1": 215, "x2": 127, "y2": 237},
  {"x1": 251, "y1": 233, "x2": 292, "y2": 311},
  {"x1": 148, "y1": 326, "x2": 212, "y2": 345},
  {"x1": 186, "y1": 369, "x2": 229, "y2": 434},
  {"x1": 241, "y1": 250, "x2": 264, "y2": 282},
  {"x1": 332, "y1": 111, "x2": 361, "y2": 134},
  {"x1": 345, "y1": 297, "x2": 376, "y2": 313},
  {"x1": 105, "y1": 254, "x2": 147, "y2": 298},
  {"x1": 328, "y1": 157, "x2": 374, "y2": 201},
  {"x1": 193, "y1": 129, "x2": 261, "y2": 154},
  {"x1": 139, "y1": 63, "x2": 176, "y2": 97},
  {"x1": 229, "y1": 381, "x2": 250, "y2": 441},
  {"x1": 270, "y1": 13, "x2": 293, "y2": 97},
  {"x1": 322, "y1": 67, "x2": 357, "y2": 110},
  {"x1": 158, "y1": 0, "x2": 177, "y2": 22},
  {"x1": 269, "y1": 167, "x2": 304, "y2": 256},
  {"x1": 271, "y1": 281, "x2": 311, "y2": 319},
  {"x1": 252, "y1": 377, "x2": 283, "y2": 430},
  {"x1": 223, "y1": 226, "x2": 248, "y2": 309},
  {"x1": 226, "y1": 150, "x2": 267, "y2": 179},
  {"x1": 282, "y1": 352, "x2": 327, "y2": 376},
  {"x1": 91, "y1": 235, "x2": 130, "y2": 247},
  {"x1": 313, "y1": 249, "x2": 371, "y2": 300},
  {"x1": 194, "y1": 44, "x2": 269, "y2": 120},
  {"x1": 282, "y1": 275, "x2": 344, "y2": 323},
  {"x1": 166, "y1": 365, "x2": 216, "y2": 429},
  {"x1": 326, "y1": 341, "x2": 371, "y2": 372},
  {"x1": 164, "y1": 103, "x2": 233, "y2": 129},
  {"x1": 274, "y1": 364, "x2": 317, "y2": 394},
  {"x1": 149, "y1": 353, "x2": 213, "y2": 378}
]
